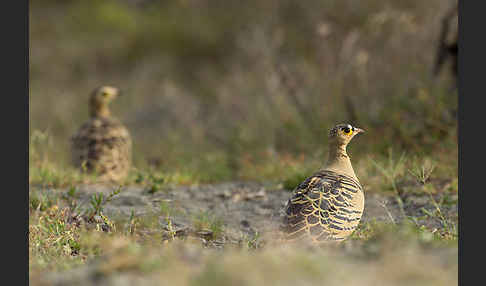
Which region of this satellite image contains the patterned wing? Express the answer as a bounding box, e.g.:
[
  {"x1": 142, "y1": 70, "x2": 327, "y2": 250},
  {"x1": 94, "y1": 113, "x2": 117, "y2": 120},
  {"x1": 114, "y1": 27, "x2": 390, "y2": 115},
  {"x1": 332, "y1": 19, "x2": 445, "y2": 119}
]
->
[
  {"x1": 71, "y1": 117, "x2": 132, "y2": 181},
  {"x1": 284, "y1": 170, "x2": 364, "y2": 242}
]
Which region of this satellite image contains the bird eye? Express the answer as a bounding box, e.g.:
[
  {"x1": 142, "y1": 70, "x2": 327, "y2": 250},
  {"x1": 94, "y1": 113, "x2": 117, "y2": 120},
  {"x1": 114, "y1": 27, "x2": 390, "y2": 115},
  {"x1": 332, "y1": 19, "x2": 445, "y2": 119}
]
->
[{"x1": 342, "y1": 127, "x2": 352, "y2": 134}]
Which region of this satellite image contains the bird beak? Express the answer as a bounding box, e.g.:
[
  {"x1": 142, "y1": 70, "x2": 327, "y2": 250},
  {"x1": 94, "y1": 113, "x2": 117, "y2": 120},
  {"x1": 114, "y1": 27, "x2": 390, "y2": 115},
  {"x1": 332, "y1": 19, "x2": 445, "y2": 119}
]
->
[{"x1": 354, "y1": 128, "x2": 365, "y2": 134}]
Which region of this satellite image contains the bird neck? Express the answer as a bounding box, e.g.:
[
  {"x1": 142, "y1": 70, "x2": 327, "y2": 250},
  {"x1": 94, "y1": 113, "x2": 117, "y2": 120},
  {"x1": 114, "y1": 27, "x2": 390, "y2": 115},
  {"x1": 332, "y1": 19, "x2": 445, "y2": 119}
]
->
[
  {"x1": 90, "y1": 103, "x2": 111, "y2": 118},
  {"x1": 323, "y1": 142, "x2": 358, "y2": 180}
]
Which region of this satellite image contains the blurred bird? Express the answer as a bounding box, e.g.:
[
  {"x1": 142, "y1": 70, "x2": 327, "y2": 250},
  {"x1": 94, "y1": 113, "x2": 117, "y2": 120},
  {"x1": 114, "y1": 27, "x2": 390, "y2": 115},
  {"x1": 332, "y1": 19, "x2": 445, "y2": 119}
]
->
[
  {"x1": 283, "y1": 123, "x2": 365, "y2": 243},
  {"x1": 71, "y1": 86, "x2": 132, "y2": 182}
]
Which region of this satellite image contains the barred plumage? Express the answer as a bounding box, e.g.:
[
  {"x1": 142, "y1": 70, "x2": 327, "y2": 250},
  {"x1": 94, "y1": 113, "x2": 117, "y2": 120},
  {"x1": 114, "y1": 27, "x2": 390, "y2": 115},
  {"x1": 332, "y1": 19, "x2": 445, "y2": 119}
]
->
[
  {"x1": 71, "y1": 86, "x2": 132, "y2": 182},
  {"x1": 284, "y1": 170, "x2": 364, "y2": 242},
  {"x1": 283, "y1": 123, "x2": 365, "y2": 243}
]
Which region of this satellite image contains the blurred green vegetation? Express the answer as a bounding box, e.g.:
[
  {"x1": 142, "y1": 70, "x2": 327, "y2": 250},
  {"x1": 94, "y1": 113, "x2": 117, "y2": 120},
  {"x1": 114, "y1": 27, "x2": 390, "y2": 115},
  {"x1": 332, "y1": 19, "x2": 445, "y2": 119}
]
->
[
  {"x1": 30, "y1": 0, "x2": 457, "y2": 183},
  {"x1": 30, "y1": 200, "x2": 457, "y2": 284}
]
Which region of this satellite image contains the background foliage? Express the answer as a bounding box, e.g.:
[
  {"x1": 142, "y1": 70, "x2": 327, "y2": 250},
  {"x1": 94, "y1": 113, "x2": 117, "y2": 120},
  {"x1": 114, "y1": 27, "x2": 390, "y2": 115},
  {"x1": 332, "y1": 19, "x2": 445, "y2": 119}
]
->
[{"x1": 30, "y1": 0, "x2": 457, "y2": 182}]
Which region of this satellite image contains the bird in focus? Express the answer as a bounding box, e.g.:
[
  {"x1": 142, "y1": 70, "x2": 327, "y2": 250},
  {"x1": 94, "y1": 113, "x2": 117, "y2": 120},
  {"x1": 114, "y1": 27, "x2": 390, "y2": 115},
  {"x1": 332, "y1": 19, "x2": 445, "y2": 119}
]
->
[
  {"x1": 71, "y1": 86, "x2": 132, "y2": 182},
  {"x1": 283, "y1": 123, "x2": 365, "y2": 243}
]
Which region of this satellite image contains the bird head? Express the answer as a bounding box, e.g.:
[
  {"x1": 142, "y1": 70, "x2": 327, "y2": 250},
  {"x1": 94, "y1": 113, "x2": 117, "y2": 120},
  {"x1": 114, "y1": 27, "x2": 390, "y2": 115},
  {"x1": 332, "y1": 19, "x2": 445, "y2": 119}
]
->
[
  {"x1": 89, "y1": 86, "x2": 121, "y2": 117},
  {"x1": 328, "y1": 123, "x2": 365, "y2": 146}
]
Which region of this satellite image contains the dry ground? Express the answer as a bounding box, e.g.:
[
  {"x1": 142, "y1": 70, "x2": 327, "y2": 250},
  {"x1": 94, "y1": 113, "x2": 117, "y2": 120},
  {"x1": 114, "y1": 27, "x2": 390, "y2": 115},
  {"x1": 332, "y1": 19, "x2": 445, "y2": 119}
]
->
[{"x1": 30, "y1": 180, "x2": 457, "y2": 286}]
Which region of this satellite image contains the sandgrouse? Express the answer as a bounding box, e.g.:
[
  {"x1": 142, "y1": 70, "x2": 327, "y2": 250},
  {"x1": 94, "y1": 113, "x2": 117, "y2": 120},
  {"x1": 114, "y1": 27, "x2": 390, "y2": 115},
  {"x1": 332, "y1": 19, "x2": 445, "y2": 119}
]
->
[
  {"x1": 71, "y1": 86, "x2": 132, "y2": 182},
  {"x1": 283, "y1": 123, "x2": 365, "y2": 243}
]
